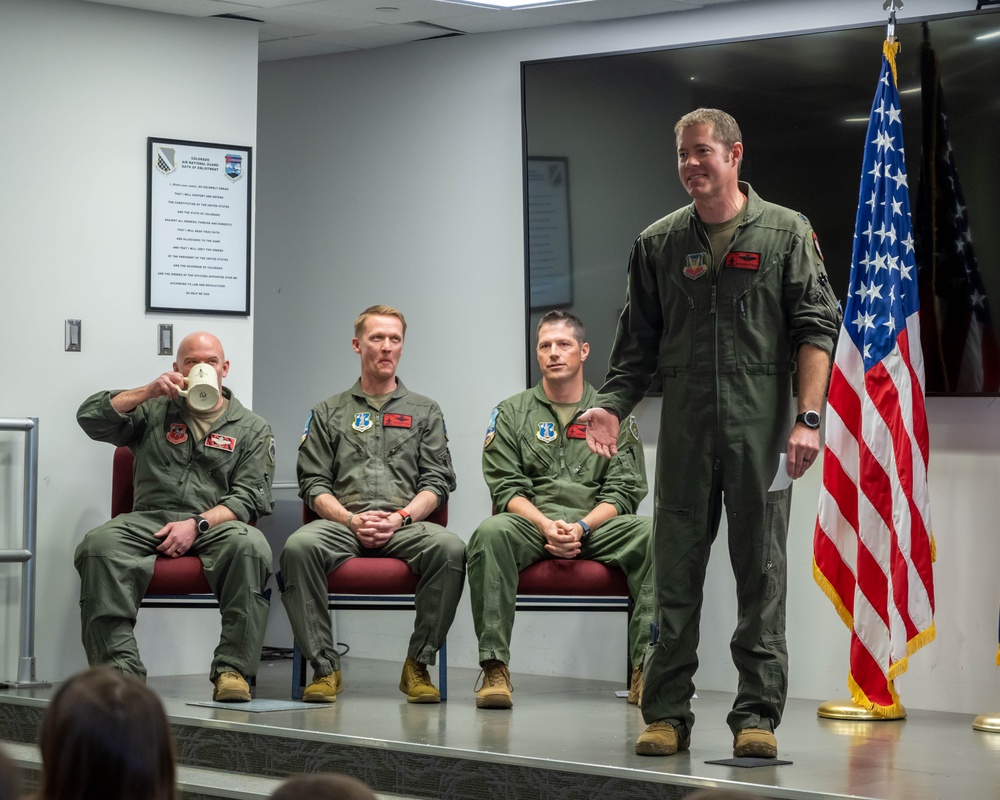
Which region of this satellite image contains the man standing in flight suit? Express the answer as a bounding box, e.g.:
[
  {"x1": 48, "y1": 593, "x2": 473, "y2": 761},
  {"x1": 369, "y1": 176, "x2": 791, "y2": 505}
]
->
[
  {"x1": 280, "y1": 305, "x2": 465, "y2": 704},
  {"x1": 582, "y1": 109, "x2": 840, "y2": 758},
  {"x1": 468, "y1": 310, "x2": 653, "y2": 709}
]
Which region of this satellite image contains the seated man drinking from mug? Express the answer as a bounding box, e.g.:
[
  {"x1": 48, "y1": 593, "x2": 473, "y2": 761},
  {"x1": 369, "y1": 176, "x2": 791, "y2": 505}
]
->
[{"x1": 74, "y1": 331, "x2": 276, "y2": 702}]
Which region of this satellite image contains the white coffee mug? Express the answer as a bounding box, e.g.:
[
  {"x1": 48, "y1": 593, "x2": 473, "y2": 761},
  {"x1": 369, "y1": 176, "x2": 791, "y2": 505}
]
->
[{"x1": 178, "y1": 363, "x2": 220, "y2": 411}]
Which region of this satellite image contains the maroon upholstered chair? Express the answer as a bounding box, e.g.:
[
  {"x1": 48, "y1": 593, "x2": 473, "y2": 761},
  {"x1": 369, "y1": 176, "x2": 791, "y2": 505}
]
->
[
  {"x1": 289, "y1": 501, "x2": 450, "y2": 700},
  {"x1": 516, "y1": 558, "x2": 630, "y2": 598},
  {"x1": 485, "y1": 505, "x2": 635, "y2": 682},
  {"x1": 514, "y1": 558, "x2": 634, "y2": 684}
]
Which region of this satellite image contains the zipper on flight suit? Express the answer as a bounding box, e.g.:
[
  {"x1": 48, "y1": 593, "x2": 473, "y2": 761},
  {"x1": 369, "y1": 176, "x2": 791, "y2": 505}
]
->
[{"x1": 709, "y1": 217, "x2": 748, "y2": 465}]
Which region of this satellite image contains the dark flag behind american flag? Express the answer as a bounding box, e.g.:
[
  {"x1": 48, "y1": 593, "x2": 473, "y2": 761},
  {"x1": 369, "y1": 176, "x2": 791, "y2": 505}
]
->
[
  {"x1": 813, "y1": 39, "x2": 936, "y2": 716},
  {"x1": 915, "y1": 38, "x2": 1000, "y2": 394}
]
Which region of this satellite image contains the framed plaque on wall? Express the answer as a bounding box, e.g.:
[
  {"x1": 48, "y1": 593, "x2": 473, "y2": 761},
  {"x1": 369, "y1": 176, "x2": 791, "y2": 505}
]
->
[{"x1": 146, "y1": 137, "x2": 252, "y2": 315}]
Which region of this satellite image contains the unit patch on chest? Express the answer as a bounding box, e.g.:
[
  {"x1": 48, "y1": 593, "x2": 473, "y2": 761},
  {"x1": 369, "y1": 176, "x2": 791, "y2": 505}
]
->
[
  {"x1": 352, "y1": 412, "x2": 373, "y2": 432},
  {"x1": 566, "y1": 423, "x2": 588, "y2": 440},
  {"x1": 166, "y1": 423, "x2": 188, "y2": 445},
  {"x1": 683, "y1": 253, "x2": 708, "y2": 280},
  {"x1": 206, "y1": 433, "x2": 236, "y2": 452},
  {"x1": 383, "y1": 413, "x2": 412, "y2": 428},
  {"x1": 536, "y1": 421, "x2": 557, "y2": 443}
]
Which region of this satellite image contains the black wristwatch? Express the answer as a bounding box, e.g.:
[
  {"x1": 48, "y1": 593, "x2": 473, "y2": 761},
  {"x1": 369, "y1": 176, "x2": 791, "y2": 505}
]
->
[
  {"x1": 577, "y1": 519, "x2": 591, "y2": 542},
  {"x1": 795, "y1": 410, "x2": 821, "y2": 430},
  {"x1": 192, "y1": 515, "x2": 211, "y2": 534}
]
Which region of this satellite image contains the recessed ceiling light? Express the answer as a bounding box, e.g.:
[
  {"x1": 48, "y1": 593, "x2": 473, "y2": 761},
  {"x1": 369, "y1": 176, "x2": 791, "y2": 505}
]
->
[{"x1": 436, "y1": 0, "x2": 593, "y2": 9}]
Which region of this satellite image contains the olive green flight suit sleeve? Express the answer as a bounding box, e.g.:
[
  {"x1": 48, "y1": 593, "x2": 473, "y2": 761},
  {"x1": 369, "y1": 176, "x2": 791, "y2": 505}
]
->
[
  {"x1": 77, "y1": 390, "x2": 150, "y2": 447},
  {"x1": 296, "y1": 405, "x2": 338, "y2": 511},
  {"x1": 415, "y1": 402, "x2": 457, "y2": 503},
  {"x1": 482, "y1": 402, "x2": 532, "y2": 514},
  {"x1": 598, "y1": 236, "x2": 666, "y2": 422},
  {"x1": 594, "y1": 417, "x2": 648, "y2": 515},
  {"x1": 784, "y1": 222, "x2": 841, "y2": 356}
]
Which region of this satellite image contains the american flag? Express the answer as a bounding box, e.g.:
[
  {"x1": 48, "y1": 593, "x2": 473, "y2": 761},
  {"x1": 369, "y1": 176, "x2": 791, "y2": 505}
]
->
[
  {"x1": 813, "y1": 40, "x2": 936, "y2": 716},
  {"x1": 915, "y1": 39, "x2": 1000, "y2": 394}
]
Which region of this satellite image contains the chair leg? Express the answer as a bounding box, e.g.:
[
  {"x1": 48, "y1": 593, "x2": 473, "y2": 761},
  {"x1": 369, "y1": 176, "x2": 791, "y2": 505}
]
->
[
  {"x1": 626, "y1": 596, "x2": 636, "y2": 686},
  {"x1": 292, "y1": 642, "x2": 306, "y2": 700},
  {"x1": 439, "y1": 639, "x2": 447, "y2": 702}
]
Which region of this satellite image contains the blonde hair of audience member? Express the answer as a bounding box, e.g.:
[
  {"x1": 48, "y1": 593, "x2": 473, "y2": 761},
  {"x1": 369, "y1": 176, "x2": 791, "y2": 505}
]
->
[
  {"x1": 269, "y1": 773, "x2": 376, "y2": 800},
  {"x1": 38, "y1": 667, "x2": 176, "y2": 800},
  {"x1": 0, "y1": 745, "x2": 20, "y2": 800}
]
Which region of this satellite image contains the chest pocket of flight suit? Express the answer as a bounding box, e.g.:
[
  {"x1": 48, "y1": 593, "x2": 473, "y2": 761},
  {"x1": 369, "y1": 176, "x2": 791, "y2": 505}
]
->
[
  {"x1": 658, "y1": 271, "x2": 697, "y2": 374},
  {"x1": 385, "y1": 424, "x2": 421, "y2": 457},
  {"x1": 730, "y1": 251, "x2": 793, "y2": 371},
  {"x1": 202, "y1": 437, "x2": 238, "y2": 476},
  {"x1": 520, "y1": 430, "x2": 556, "y2": 477}
]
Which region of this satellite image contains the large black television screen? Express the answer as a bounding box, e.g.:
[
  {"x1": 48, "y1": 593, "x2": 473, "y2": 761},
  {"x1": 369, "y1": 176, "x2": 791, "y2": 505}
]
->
[{"x1": 522, "y1": 8, "x2": 1000, "y2": 395}]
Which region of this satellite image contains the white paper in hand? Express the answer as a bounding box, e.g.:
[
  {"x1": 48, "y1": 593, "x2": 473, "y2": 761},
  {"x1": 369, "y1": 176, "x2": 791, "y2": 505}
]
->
[{"x1": 768, "y1": 453, "x2": 793, "y2": 492}]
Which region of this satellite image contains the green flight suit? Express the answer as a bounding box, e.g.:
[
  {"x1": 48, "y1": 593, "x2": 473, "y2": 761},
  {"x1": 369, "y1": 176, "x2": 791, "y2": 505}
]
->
[
  {"x1": 597, "y1": 183, "x2": 840, "y2": 737},
  {"x1": 468, "y1": 381, "x2": 654, "y2": 666},
  {"x1": 280, "y1": 379, "x2": 464, "y2": 674},
  {"x1": 74, "y1": 388, "x2": 275, "y2": 683}
]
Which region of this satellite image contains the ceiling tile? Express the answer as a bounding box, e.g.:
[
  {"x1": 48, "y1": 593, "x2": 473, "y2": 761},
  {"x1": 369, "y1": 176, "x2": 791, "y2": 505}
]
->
[{"x1": 83, "y1": 0, "x2": 754, "y2": 58}]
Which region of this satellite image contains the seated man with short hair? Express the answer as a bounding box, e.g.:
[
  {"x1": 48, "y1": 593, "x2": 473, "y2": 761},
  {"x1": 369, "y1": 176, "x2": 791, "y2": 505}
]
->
[
  {"x1": 468, "y1": 310, "x2": 653, "y2": 708},
  {"x1": 74, "y1": 331, "x2": 275, "y2": 702},
  {"x1": 280, "y1": 305, "x2": 465, "y2": 704}
]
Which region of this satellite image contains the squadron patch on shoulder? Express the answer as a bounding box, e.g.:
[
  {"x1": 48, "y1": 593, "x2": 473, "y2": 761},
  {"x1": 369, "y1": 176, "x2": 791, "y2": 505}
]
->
[
  {"x1": 628, "y1": 415, "x2": 640, "y2": 441},
  {"x1": 536, "y1": 421, "x2": 557, "y2": 443},
  {"x1": 166, "y1": 422, "x2": 187, "y2": 445},
  {"x1": 268, "y1": 436, "x2": 277, "y2": 467},
  {"x1": 683, "y1": 253, "x2": 707, "y2": 280},
  {"x1": 206, "y1": 433, "x2": 236, "y2": 452},
  {"x1": 812, "y1": 231, "x2": 825, "y2": 262},
  {"x1": 299, "y1": 411, "x2": 313, "y2": 449},
  {"x1": 352, "y1": 412, "x2": 373, "y2": 433},
  {"x1": 483, "y1": 407, "x2": 499, "y2": 449},
  {"x1": 566, "y1": 423, "x2": 588, "y2": 440}
]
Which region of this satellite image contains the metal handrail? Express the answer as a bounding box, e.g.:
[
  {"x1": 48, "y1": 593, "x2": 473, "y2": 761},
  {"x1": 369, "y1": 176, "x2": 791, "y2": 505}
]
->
[{"x1": 0, "y1": 417, "x2": 47, "y2": 687}]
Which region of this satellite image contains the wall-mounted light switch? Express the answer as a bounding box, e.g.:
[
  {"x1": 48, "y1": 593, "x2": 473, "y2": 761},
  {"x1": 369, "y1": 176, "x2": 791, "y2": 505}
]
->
[
  {"x1": 65, "y1": 319, "x2": 81, "y2": 352},
  {"x1": 158, "y1": 324, "x2": 173, "y2": 355}
]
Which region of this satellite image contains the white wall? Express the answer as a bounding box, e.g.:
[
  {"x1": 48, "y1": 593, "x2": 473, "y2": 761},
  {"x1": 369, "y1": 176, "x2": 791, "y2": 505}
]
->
[
  {"x1": 256, "y1": 0, "x2": 1000, "y2": 715},
  {"x1": 0, "y1": 0, "x2": 259, "y2": 682}
]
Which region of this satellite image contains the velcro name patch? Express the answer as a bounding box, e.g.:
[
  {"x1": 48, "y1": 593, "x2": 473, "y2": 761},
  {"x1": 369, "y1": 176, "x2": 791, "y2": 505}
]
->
[
  {"x1": 383, "y1": 413, "x2": 413, "y2": 429},
  {"x1": 724, "y1": 251, "x2": 761, "y2": 270},
  {"x1": 566, "y1": 423, "x2": 588, "y2": 439},
  {"x1": 205, "y1": 433, "x2": 236, "y2": 452}
]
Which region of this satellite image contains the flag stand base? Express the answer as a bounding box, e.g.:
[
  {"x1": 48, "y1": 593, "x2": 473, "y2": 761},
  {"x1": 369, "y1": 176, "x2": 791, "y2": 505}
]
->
[
  {"x1": 972, "y1": 713, "x2": 1000, "y2": 732},
  {"x1": 817, "y1": 699, "x2": 906, "y2": 720}
]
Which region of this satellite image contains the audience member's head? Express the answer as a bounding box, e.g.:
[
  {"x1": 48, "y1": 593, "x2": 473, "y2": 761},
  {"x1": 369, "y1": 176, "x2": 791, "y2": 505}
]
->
[
  {"x1": 38, "y1": 666, "x2": 176, "y2": 800},
  {"x1": 269, "y1": 773, "x2": 376, "y2": 800},
  {"x1": 0, "y1": 745, "x2": 21, "y2": 800},
  {"x1": 686, "y1": 791, "x2": 766, "y2": 800}
]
